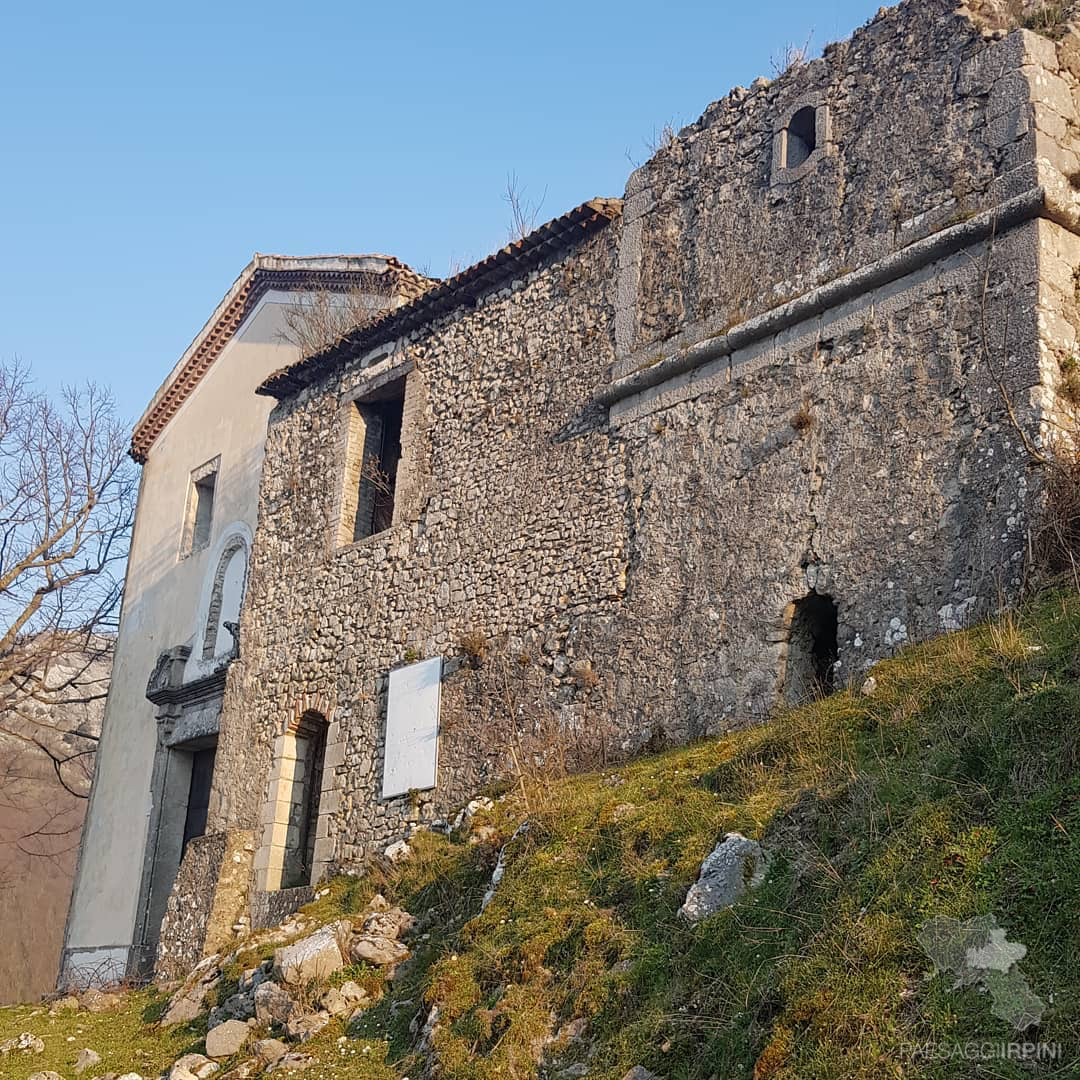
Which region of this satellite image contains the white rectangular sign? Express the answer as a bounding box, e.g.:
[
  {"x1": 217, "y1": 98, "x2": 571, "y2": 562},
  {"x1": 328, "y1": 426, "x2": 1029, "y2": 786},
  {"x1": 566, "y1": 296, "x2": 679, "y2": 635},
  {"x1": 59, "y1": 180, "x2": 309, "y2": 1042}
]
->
[{"x1": 381, "y1": 656, "x2": 442, "y2": 799}]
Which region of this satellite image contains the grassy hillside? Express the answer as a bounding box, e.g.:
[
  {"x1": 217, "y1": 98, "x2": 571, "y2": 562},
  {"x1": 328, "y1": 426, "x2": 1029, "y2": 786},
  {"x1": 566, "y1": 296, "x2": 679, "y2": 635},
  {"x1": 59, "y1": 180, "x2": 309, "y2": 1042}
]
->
[{"x1": 4, "y1": 590, "x2": 1080, "y2": 1079}]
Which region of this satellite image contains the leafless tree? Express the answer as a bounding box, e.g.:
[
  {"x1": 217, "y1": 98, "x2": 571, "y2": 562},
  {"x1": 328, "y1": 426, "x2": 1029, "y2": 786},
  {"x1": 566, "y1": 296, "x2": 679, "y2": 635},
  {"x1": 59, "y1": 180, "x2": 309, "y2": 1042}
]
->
[
  {"x1": 771, "y1": 32, "x2": 814, "y2": 77},
  {"x1": 504, "y1": 172, "x2": 546, "y2": 243},
  {"x1": 0, "y1": 357, "x2": 135, "y2": 804},
  {"x1": 278, "y1": 279, "x2": 395, "y2": 360}
]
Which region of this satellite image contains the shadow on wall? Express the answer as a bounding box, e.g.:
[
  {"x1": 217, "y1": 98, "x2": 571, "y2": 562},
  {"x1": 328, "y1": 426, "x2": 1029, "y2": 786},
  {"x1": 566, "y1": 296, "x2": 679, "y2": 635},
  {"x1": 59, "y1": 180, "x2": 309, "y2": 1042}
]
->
[{"x1": 0, "y1": 743, "x2": 90, "y2": 1004}]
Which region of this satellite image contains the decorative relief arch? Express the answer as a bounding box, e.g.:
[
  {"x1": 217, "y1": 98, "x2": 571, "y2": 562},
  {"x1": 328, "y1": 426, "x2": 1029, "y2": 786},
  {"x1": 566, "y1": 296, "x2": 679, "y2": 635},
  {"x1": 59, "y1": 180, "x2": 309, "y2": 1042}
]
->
[
  {"x1": 280, "y1": 693, "x2": 336, "y2": 736},
  {"x1": 201, "y1": 535, "x2": 249, "y2": 660}
]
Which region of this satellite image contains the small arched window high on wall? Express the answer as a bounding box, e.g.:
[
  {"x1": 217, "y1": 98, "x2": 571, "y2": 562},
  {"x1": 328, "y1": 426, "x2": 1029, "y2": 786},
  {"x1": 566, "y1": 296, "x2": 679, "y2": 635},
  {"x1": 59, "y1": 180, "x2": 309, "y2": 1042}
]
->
[
  {"x1": 771, "y1": 99, "x2": 830, "y2": 186},
  {"x1": 783, "y1": 593, "x2": 839, "y2": 704}
]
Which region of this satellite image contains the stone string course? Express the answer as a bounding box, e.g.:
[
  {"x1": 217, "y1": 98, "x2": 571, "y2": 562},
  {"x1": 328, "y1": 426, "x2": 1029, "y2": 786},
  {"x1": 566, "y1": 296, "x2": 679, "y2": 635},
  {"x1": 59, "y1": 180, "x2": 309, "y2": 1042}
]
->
[{"x1": 159, "y1": 0, "x2": 1080, "y2": 966}]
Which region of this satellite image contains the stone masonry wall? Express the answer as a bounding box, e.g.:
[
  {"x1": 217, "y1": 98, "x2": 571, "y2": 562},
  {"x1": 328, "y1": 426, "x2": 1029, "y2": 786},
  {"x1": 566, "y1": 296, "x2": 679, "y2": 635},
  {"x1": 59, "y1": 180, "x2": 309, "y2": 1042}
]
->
[
  {"x1": 211, "y1": 227, "x2": 628, "y2": 864},
  {"x1": 170, "y1": 0, "x2": 1080, "y2": 955},
  {"x1": 616, "y1": 0, "x2": 1028, "y2": 371}
]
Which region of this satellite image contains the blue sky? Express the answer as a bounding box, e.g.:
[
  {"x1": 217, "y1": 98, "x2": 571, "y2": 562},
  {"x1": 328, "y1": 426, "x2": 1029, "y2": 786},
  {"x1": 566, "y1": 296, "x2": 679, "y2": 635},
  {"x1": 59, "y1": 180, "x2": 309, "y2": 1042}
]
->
[{"x1": 2, "y1": 0, "x2": 881, "y2": 424}]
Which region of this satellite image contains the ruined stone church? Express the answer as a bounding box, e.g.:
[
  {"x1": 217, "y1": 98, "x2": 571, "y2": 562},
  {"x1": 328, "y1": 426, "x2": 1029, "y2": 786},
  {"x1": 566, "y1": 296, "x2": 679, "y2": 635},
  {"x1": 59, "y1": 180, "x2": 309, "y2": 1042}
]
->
[{"x1": 62, "y1": 0, "x2": 1080, "y2": 981}]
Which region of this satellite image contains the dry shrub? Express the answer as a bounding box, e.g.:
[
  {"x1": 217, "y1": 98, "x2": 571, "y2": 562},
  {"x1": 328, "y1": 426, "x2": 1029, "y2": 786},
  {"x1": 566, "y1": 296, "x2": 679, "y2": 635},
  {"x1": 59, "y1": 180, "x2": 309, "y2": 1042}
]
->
[
  {"x1": 790, "y1": 400, "x2": 814, "y2": 434},
  {"x1": 458, "y1": 630, "x2": 489, "y2": 666},
  {"x1": 443, "y1": 645, "x2": 613, "y2": 813},
  {"x1": 1033, "y1": 456, "x2": 1080, "y2": 581}
]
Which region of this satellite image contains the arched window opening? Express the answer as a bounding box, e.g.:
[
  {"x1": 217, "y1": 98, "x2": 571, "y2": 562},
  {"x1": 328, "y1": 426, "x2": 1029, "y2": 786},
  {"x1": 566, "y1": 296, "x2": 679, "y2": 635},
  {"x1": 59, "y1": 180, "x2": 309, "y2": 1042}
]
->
[
  {"x1": 784, "y1": 106, "x2": 817, "y2": 169},
  {"x1": 784, "y1": 593, "x2": 839, "y2": 703},
  {"x1": 282, "y1": 711, "x2": 329, "y2": 889}
]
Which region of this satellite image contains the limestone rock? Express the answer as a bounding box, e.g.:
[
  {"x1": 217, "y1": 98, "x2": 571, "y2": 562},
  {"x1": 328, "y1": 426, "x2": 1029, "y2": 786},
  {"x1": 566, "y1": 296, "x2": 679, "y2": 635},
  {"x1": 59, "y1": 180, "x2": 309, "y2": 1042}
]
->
[
  {"x1": 75, "y1": 1048, "x2": 103, "y2": 1074},
  {"x1": 274, "y1": 922, "x2": 348, "y2": 985},
  {"x1": 384, "y1": 839, "x2": 411, "y2": 863},
  {"x1": 320, "y1": 980, "x2": 369, "y2": 1017},
  {"x1": 622, "y1": 1069, "x2": 660, "y2": 1080},
  {"x1": 360, "y1": 906, "x2": 417, "y2": 940},
  {"x1": 252, "y1": 1039, "x2": 288, "y2": 1065},
  {"x1": 452, "y1": 796, "x2": 494, "y2": 830},
  {"x1": 1, "y1": 1031, "x2": 45, "y2": 1053},
  {"x1": 205, "y1": 1019, "x2": 252, "y2": 1059},
  {"x1": 27, "y1": 1073, "x2": 62, "y2": 1080},
  {"x1": 161, "y1": 955, "x2": 222, "y2": 1027},
  {"x1": 366, "y1": 893, "x2": 390, "y2": 912},
  {"x1": 254, "y1": 981, "x2": 297, "y2": 1026},
  {"x1": 284, "y1": 1011, "x2": 329, "y2": 1043},
  {"x1": 270, "y1": 1053, "x2": 314, "y2": 1072},
  {"x1": 350, "y1": 934, "x2": 410, "y2": 967},
  {"x1": 208, "y1": 989, "x2": 255, "y2": 1029},
  {"x1": 49, "y1": 995, "x2": 80, "y2": 1013},
  {"x1": 79, "y1": 988, "x2": 125, "y2": 1013},
  {"x1": 168, "y1": 1053, "x2": 220, "y2": 1080},
  {"x1": 678, "y1": 833, "x2": 768, "y2": 923}
]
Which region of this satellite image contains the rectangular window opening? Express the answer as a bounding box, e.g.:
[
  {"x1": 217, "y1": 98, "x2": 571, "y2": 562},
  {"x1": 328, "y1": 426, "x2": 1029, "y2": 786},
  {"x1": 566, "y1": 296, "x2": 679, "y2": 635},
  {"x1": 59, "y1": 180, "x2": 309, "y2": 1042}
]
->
[
  {"x1": 181, "y1": 745, "x2": 216, "y2": 854},
  {"x1": 181, "y1": 457, "x2": 219, "y2": 557},
  {"x1": 341, "y1": 379, "x2": 406, "y2": 544}
]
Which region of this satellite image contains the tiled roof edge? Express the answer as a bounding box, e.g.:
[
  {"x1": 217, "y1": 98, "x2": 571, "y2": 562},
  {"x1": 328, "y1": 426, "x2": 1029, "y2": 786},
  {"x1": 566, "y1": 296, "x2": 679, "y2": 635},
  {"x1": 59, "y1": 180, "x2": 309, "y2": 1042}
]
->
[{"x1": 257, "y1": 198, "x2": 623, "y2": 400}]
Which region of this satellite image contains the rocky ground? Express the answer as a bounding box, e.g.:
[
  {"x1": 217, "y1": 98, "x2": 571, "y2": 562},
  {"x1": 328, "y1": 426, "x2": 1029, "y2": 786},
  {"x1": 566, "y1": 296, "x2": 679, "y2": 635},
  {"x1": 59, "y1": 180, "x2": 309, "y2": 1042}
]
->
[{"x1": 4, "y1": 591, "x2": 1080, "y2": 1078}]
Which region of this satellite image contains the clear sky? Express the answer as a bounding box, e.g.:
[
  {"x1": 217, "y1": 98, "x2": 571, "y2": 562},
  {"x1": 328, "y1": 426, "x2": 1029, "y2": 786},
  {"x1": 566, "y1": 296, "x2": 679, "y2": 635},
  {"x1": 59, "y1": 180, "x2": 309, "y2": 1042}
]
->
[{"x1": 2, "y1": 0, "x2": 882, "y2": 425}]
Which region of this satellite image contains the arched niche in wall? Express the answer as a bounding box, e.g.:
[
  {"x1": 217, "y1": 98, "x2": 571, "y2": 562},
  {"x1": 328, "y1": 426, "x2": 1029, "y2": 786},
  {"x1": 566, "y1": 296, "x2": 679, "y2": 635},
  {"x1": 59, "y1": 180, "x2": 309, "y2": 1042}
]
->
[{"x1": 202, "y1": 535, "x2": 249, "y2": 660}]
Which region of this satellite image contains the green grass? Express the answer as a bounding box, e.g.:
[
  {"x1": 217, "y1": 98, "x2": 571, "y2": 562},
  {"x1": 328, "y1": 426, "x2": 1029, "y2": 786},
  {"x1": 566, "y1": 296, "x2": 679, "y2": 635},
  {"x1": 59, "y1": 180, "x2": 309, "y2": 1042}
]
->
[{"x1": 5, "y1": 590, "x2": 1080, "y2": 1077}]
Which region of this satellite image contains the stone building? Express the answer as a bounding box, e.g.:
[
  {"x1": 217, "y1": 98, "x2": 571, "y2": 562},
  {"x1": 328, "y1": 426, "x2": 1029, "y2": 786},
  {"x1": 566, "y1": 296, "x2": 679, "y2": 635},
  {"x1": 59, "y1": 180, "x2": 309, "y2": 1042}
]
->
[
  {"x1": 68, "y1": 0, "x2": 1080, "y2": 977},
  {"x1": 61, "y1": 255, "x2": 430, "y2": 982}
]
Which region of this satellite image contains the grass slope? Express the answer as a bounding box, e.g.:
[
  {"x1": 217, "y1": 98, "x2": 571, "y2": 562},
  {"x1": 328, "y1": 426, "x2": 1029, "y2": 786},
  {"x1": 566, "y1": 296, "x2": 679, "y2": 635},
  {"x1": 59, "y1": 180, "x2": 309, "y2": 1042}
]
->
[{"x1": 4, "y1": 590, "x2": 1080, "y2": 1079}]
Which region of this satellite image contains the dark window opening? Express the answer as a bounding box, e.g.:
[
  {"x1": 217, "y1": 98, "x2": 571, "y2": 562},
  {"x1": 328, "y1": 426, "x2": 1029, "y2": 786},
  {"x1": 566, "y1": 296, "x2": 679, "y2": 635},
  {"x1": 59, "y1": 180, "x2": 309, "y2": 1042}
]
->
[
  {"x1": 352, "y1": 382, "x2": 405, "y2": 541},
  {"x1": 182, "y1": 459, "x2": 219, "y2": 557},
  {"x1": 784, "y1": 593, "x2": 839, "y2": 703},
  {"x1": 182, "y1": 746, "x2": 216, "y2": 854},
  {"x1": 785, "y1": 106, "x2": 817, "y2": 169},
  {"x1": 284, "y1": 712, "x2": 328, "y2": 889}
]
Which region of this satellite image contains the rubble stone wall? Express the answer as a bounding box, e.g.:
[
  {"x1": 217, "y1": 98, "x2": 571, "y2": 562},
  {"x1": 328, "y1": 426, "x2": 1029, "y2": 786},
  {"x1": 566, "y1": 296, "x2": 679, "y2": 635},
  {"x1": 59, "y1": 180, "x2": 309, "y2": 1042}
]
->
[{"x1": 157, "y1": 0, "x2": 1080, "y2": 968}]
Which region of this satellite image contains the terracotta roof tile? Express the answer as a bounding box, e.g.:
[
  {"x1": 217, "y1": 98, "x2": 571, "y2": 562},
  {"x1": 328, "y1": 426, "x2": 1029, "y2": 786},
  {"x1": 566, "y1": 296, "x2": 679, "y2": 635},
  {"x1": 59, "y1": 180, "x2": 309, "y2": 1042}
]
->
[{"x1": 257, "y1": 198, "x2": 622, "y2": 400}]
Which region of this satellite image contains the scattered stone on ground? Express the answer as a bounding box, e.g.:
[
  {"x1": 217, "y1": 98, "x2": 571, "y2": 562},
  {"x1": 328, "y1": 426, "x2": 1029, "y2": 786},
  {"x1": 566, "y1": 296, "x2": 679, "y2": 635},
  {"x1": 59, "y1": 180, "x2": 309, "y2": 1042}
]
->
[
  {"x1": 678, "y1": 832, "x2": 768, "y2": 923},
  {"x1": 350, "y1": 933, "x2": 410, "y2": 967},
  {"x1": 27, "y1": 1073, "x2": 62, "y2": 1080},
  {"x1": 48, "y1": 995, "x2": 80, "y2": 1013},
  {"x1": 254, "y1": 981, "x2": 297, "y2": 1026},
  {"x1": 253, "y1": 1038, "x2": 288, "y2": 1065},
  {"x1": 285, "y1": 1011, "x2": 330, "y2": 1043},
  {"x1": 75, "y1": 1047, "x2": 103, "y2": 1073},
  {"x1": 452, "y1": 796, "x2": 494, "y2": 830},
  {"x1": 161, "y1": 955, "x2": 222, "y2": 1027},
  {"x1": 384, "y1": 839, "x2": 411, "y2": 863},
  {"x1": 320, "y1": 980, "x2": 369, "y2": 1018},
  {"x1": 79, "y1": 988, "x2": 125, "y2": 1013},
  {"x1": 621, "y1": 1068, "x2": 660, "y2": 1080},
  {"x1": 0, "y1": 1031, "x2": 45, "y2": 1054},
  {"x1": 168, "y1": 1053, "x2": 220, "y2": 1080},
  {"x1": 208, "y1": 987, "x2": 255, "y2": 1029},
  {"x1": 274, "y1": 922, "x2": 349, "y2": 985},
  {"x1": 205, "y1": 1019, "x2": 253, "y2": 1059},
  {"x1": 360, "y1": 905, "x2": 417, "y2": 940},
  {"x1": 270, "y1": 1052, "x2": 314, "y2": 1072}
]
